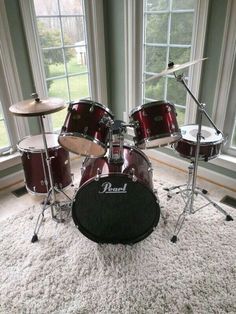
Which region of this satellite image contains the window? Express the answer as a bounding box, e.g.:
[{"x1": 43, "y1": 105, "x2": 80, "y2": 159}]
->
[
  {"x1": 20, "y1": 0, "x2": 107, "y2": 132},
  {"x1": 142, "y1": 0, "x2": 196, "y2": 126},
  {"x1": 0, "y1": 101, "x2": 11, "y2": 154},
  {"x1": 33, "y1": 0, "x2": 91, "y2": 131},
  {"x1": 0, "y1": 1, "x2": 28, "y2": 157}
]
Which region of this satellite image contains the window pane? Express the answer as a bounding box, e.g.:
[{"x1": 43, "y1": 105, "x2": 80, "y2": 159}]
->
[
  {"x1": 43, "y1": 49, "x2": 65, "y2": 78},
  {"x1": 169, "y1": 47, "x2": 191, "y2": 65},
  {"x1": 68, "y1": 74, "x2": 90, "y2": 100},
  {"x1": 37, "y1": 18, "x2": 62, "y2": 48},
  {"x1": 65, "y1": 48, "x2": 88, "y2": 75},
  {"x1": 143, "y1": 76, "x2": 165, "y2": 101},
  {"x1": 175, "y1": 106, "x2": 185, "y2": 127},
  {"x1": 167, "y1": 78, "x2": 187, "y2": 106},
  {"x1": 48, "y1": 78, "x2": 69, "y2": 100},
  {"x1": 51, "y1": 107, "x2": 68, "y2": 131},
  {"x1": 231, "y1": 120, "x2": 236, "y2": 148},
  {"x1": 61, "y1": 17, "x2": 85, "y2": 45},
  {"x1": 170, "y1": 13, "x2": 194, "y2": 45},
  {"x1": 146, "y1": 0, "x2": 169, "y2": 11},
  {"x1": 34, "y1": 0, "x2": 59, "y2": 15},
  {"x1": 0, "y1": 103, "x2": 10, "y2": 148},
  {"x1": 145, "y1": 14, "x2": 169, "y2": 43},
  {"x1": 172, "y1": 0, "x2": 195, "y2": 10},
  {"x1": 145, "y1": 46, "x2": 167, "y2": 73},
  {"x1": 59, "y1": 0, "x2": 83, "y2": 15}
]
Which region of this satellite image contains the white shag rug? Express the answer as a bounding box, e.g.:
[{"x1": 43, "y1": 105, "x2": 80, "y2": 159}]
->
[{"x1": 0, "y1": 178, "x2": 235, "y2": 314}]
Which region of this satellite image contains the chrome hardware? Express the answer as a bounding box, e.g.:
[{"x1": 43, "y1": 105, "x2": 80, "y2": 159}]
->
[
  {"x1": 95, "y1": 168, "x2": 102, "y2": 181},
  {"x1": 81, "y1": 166, "x2": 86, "y2": 176},
  {"x1": 84, "y1": 126, "x2": 88, "y2": 134},
  {"x1": 89, "y1": 105, "x2": 94, "y2": 112},
  {"x1": 129, "y1": 168, "x2": 137, "y2": 182},
  {"x1": 99, "y1": 114, "x2": 113, "y2": 127}
]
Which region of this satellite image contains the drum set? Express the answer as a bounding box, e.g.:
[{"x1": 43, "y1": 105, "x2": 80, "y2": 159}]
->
[{"x1": 9, "y1": 59, "x2": 233, "y2": 244}]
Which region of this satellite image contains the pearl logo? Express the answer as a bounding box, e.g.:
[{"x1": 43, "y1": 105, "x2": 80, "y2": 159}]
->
[{"x1": 99, "y1": 182, "x2": 127, "y2": 194}]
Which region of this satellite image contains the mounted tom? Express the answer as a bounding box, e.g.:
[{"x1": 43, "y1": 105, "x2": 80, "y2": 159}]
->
[
  {"x1": 129, "y1": 100, "x2": 181, "y2": 149},
  {"x1": 59, "y1": 99, "x2": 114, "y2": 157}
]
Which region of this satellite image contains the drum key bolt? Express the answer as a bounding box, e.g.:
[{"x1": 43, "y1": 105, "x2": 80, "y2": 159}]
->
[{"x1": 95, "y1": 168, "x2": 102, "y2": 181}]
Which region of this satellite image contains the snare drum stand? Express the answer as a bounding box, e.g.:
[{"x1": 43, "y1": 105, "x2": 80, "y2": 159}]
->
[
  {"x1": 165, "y1": 73, "x2": 233, "y2": 243},
  {"x1": 31, "y1": 115, "x2": 73, "y2": 243}
]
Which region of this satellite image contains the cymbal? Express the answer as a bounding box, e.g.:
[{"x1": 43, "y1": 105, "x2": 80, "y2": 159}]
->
[
  {"x1": 144, "y1": 58, "x2": 207, "y2": 83},
  {"x1": 9, "y1": 96, "x2": 66, "y2": 116}
]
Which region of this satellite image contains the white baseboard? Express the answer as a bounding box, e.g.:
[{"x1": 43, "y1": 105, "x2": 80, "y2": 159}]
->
[
  {"x1": 0, "y1": 170, "x2": 24, "y2": 190},
  {"x1": 146, "y1": 149, "x2": 236, "y2": 192}
]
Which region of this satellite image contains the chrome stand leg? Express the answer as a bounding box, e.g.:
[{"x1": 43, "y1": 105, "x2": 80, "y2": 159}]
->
[{"x1": 31, "y1": 115, "x2": 73, "y2": 243}]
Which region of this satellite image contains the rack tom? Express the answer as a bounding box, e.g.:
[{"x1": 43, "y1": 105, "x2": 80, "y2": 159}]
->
[
  {"x1": 129, "y1": 100, "x2": 181, "y2": 149},
  {"x1": 59, "y1": 100, "x2": 114, "y2": 157}
]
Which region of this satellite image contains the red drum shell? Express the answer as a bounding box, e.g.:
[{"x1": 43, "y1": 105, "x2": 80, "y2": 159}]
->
[
  {"x1": 80, "y1": 144, "x2": 153, "y2": 189},
  {"x1": 58, "y1": 100, "x2": 113, "y2": 157},
  {"x1": 174, "y1": 125, "x2": 224, "y2": 161},
  {"x1": 18, "y1": 134, "x2": 72, "y2": 194},
  {"x1": 72, "y1": 144, "x2": 160, "y2": 244},
  {"x1": 130, "y1": 100, "x2": 181, "y2": 149}
]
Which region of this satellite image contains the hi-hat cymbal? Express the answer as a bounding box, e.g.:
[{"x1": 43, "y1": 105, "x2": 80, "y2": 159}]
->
[
  {"x1": 144, "y1": 58, "x2": 207, "y2": 83},
  {"x1": 9, "y1": 96, "x2": 66, "y2": 116}
]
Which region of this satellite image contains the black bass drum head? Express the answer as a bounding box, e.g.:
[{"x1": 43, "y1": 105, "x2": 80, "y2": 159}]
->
[{"x1": 72, "y1": 174, "x2": 160, "y2": 244}]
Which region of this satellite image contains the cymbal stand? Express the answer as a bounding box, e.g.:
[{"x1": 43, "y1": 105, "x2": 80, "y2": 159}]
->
[
  {"x1": 165, "y1": 73, "x2": 233, "y2": 243},
  {"x1": 31, "y1": 115, "x2": 73, "y2": 243}
]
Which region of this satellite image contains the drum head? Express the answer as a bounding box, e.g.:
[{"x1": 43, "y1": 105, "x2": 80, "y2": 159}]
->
[
  {"x1": 181, "y1": 125, "x2": 223, "y2": 144},
  {"x1": 72, "y1": 174, "x2": 160, "y2": 244},
  {"x1": 18, "y1": 133, "x2": 59, "y2": 152},
  {"x1": 59, "y1": 135, "x2": 106, "y2": 157}
]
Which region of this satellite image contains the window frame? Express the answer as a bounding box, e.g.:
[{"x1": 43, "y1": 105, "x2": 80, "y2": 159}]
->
[
  {"x1": 20, "y1": 0, "x2": 108, "y2": 131},
  {"x1": 211, "y1": 0, "x2": 236, "y2": 158},
  {"x1": 0, "y1": 1, "x2": 29, "y2": 162}
]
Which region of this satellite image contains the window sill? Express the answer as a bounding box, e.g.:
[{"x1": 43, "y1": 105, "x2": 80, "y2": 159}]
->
[
  {"x1": 210, "y1": 153, "x2": 236, "y2": 171},
  {"x1": 0, "y1": 152, "x2": 22, "y2": 171}
]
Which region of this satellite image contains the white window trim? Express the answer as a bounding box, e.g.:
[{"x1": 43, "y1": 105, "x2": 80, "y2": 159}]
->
[
  {"x1": 0, "y1": 1, "x2": 29, "y2": 168},
  {"x1": 124, "y1": 0, "x2": 209, "y2": 130},
  {"x1": 84, "y1": 0, "x2": 108, "y2": 105},
  {"x1": 20, "y1": 0, "x2": 108, "y2": 131},
  {"x1": 211, "y1": 0, "x2": 236, "y2": 158}
]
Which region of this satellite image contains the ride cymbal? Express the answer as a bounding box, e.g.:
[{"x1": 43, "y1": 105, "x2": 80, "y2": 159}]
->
[
  {"x1": 9, "y1": 96, "x2": 66, "y2": 116},
  {"x1": 144, "y1": 58, "x2": 207, "y2": 83}
]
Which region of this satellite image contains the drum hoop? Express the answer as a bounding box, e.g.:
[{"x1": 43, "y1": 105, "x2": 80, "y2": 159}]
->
[
  {"x1": 135, "y1": 132, "x2": 182, "y2": 147},
  {"x1": 180, "y1": 124, "x2": 224, "y2": 145},
  {"x1": 59, "y1": 132, "x2": 107, "y2": 157},
  {"x1": 129, "y1": 100, "x2": 172, "y2": 117},
  {"x1": 71, "y1": 99, "x2": 114, "y2": 118},
  {"x1": 180, "y1": 137, "x2": 224, "y2": 146},
  {"x1": 17, "y1": 132, "x2": 60, "y2": 153}
]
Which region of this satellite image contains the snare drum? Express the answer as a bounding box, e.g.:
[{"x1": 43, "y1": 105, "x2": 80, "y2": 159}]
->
[
  {"x1": 129, "y1": 100, "x2": 181, "y2": 149},
  {"x1": 72, "y1": 144, "x2": 160, "y2": 244},
  {"x1": 58, "y1": 100, "x2": 114, "y2": 157},
  {"x1": 18, "y1": 133, "x2": 72, "y2": 194},
  {"x1": 174, "y1": 124, "x2": 224, "y2": 161}
]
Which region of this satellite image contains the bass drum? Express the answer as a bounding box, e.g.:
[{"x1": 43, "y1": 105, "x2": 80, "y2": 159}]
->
[{"x1": 72, "y1": 144, "x2": 160, "y2": 244}]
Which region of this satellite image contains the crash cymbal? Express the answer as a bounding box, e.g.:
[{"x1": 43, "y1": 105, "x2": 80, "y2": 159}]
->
[
  {"x1": 144, "y1": 58, "x2": 207, "y2": 83},
  {"x1": 9, "y1": 95, "x2": 66, "y2": 116}
]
